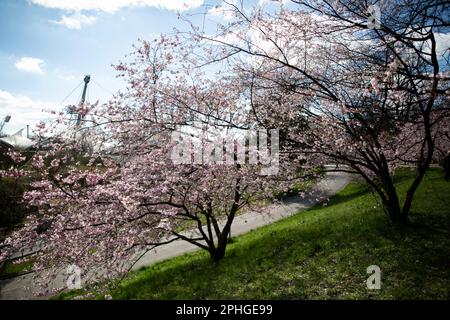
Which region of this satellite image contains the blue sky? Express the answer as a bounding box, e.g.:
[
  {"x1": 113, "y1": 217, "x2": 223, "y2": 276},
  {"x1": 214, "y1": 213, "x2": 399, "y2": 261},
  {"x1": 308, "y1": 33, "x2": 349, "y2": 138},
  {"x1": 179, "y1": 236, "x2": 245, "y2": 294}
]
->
[
  {"x1": 0, "y1": 0, "x2": 247, "y2": 133},
  {"x1": 0, "y1": 1, "x2": 447, "y2": 134}
]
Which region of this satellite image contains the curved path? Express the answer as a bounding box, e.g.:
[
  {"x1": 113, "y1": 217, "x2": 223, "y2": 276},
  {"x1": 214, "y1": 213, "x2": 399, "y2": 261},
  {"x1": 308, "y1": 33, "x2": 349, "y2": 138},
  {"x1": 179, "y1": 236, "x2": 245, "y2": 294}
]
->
[{"x1": 0, "y1": 171, "x2": 350, "y2": 300}]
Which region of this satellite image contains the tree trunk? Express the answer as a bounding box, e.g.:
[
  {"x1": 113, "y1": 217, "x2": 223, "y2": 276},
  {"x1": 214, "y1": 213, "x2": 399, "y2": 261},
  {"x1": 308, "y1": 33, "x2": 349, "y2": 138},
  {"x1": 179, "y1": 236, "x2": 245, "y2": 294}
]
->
[
  {"x1": 206, "y1": 177, "x2": 240, "y2": 262},
  {"x1": 207, "y1": 219, "x2": 233, "y2": 262},
  {"x1": 385, "y1": 194, "x2": 405, "y2": 225},
  {"x1": 382, "y1": 178, "x2": 408, "y2": 225},
  {"x1": 209, "y1": 244, "x2": 226, "y2": 262}
]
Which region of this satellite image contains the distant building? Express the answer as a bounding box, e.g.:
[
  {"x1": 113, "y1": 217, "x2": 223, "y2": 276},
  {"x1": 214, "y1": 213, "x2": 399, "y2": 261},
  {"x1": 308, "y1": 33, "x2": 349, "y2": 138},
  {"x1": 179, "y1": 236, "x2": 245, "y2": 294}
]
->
[{"x1": 0, "y1": 129, "x2": 34, "y2": 150}]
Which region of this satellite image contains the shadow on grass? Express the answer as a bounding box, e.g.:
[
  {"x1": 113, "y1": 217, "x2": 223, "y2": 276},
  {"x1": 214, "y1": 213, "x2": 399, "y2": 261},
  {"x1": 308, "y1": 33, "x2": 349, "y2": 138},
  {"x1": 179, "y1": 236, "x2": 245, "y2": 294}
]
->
[{"x1": 321, "y1": 184, "x2": 372, "y2": 208}]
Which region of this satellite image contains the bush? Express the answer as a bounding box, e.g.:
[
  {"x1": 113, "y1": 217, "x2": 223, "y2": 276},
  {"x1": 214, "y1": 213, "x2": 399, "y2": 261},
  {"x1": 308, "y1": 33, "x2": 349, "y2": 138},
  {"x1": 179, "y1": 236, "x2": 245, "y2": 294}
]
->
[{"x1": 0, "y1": 178, "x2": 33, "y2": 232}]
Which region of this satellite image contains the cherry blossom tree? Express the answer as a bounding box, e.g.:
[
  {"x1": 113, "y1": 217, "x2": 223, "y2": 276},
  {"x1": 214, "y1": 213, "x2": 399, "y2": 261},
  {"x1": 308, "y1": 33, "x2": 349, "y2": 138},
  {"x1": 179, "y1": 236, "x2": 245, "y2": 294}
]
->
[
  {"x1": 187, "y1": 0, "x2": 450, "y2": 224},
  {"x1": 0, "y1": 37, "x2": 310, "y2": 294}
]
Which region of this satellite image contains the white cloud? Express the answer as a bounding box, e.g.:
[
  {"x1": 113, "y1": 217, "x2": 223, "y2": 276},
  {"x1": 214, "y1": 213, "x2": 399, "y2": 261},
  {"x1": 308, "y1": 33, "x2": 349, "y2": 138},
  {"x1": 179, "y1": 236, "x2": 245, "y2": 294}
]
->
[
  {"x1": 258, "y1": 0, "x2": 290, "y2": 6},
  {"x1": 33, "y1": 0, "x2": 204, "y2": 29},
  {"x1": 50, "y1": 12, "x2": 97, "y2": 30},
  {"x1": 15, "y1": 57, "x2": 45, "y2": 74},
  {"x1": 435, "y1": 32, "x2": 450, "y2": 58},
  {"x1": 0, "y1": 90, "x2": 57, "y2": 134},
  {"x1": 30, "y1": 0, "x2": 204, "y2": 13},
  {"x1": 207, "y1": 5, "x2": 235, "y2": 21}
]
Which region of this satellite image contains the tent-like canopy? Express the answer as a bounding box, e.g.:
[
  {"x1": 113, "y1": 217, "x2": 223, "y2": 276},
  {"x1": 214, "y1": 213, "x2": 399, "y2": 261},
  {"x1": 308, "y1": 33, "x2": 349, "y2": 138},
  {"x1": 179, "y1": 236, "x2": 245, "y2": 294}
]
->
[{"x1": 0, "y1": 129, "x2": 34, "y2": 150}]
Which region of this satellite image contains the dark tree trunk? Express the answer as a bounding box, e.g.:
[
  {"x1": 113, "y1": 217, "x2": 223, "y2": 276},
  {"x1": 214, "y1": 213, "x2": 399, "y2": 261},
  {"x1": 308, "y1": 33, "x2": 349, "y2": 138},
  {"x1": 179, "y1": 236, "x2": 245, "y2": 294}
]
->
[
  {"x1": 208, "y1": 217, "x2": 233, "y2": 261},
  {"x1": 401, "y1": 170, "x2": 426, "y2": 224},
  {"x1": 384, "y1": 183, "x2": 406, "y2": 225},
  {"x1": 206, "y1": 179, "x2": 240, "y2": 262},
  {"x1": 209, "y1": 240, "x2": 227, "y2": 262}
]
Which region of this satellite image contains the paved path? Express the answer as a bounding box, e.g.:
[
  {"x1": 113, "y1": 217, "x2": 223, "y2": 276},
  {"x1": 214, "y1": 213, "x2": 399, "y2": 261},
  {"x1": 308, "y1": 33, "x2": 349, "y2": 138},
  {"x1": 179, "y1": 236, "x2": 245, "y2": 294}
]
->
[{"x1": 0, "y1": 171, "x2": 350, "y2": 300}]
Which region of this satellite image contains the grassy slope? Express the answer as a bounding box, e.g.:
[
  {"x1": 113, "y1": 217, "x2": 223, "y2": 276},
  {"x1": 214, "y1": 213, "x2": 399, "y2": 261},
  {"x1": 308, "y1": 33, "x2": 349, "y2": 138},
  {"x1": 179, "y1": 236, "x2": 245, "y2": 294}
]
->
[
  {"x1": 0, "y1": 259, "x2": 34, "y2": 279},
  {"x1": 64, "y1": 168, "x2": 450, "y2": 300}
]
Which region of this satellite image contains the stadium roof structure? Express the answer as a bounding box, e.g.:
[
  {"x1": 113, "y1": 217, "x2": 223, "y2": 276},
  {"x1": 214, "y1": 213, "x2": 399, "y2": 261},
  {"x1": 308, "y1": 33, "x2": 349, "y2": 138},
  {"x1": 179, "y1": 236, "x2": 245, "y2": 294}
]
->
[{"x1": 0, "y1": 129, "x2": 34, "y2": 150}]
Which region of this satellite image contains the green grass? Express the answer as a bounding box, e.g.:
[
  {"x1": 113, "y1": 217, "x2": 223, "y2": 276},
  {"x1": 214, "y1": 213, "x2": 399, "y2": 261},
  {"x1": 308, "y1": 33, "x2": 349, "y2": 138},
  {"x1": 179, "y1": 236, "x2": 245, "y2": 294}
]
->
[
  {"x1": 59, "y1": 168, "x2": 450, "y2": 300},
  {"x1": 0, "y1": 259, "x2": 34, "y2": 279}
]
